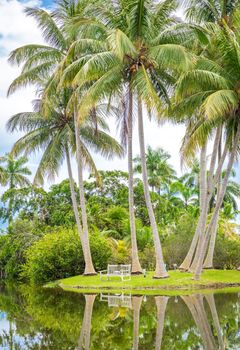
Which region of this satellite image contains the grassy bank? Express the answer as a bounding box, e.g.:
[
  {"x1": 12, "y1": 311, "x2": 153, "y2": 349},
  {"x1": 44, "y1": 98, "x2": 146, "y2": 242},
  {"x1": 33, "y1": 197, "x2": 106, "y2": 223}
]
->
[{"x1": 52, "y1": 270, "x2": 240, "y2": 295}]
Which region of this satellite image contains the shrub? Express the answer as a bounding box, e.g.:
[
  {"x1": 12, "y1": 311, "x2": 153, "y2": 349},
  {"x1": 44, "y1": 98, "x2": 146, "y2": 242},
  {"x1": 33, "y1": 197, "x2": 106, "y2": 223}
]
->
[
  {"x1": 0, "y1": 219, "x2": 43, "y2": 279},
  {"x1": 162, "y1": 214, "x2": 196, "y2": 268},
  {"x1": 22, "y1": 229, "x2": 112, "y2": 284},
  {"x1": 214, "y1": 234, "x2": 240, "y2": 269},
  {"x1": 139, "y1": 244, "x2": 155, "y2": 270}
]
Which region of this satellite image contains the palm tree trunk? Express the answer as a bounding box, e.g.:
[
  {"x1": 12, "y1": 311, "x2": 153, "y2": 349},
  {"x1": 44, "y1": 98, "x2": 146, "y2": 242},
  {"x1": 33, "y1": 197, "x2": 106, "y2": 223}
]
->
[
  {"x1": 179, "y1": 143, "x2": 207, "y2": 271},
  {"x1": 65, "y1": 145, "x2": 90, "y2": 268},
  {"x1": 154, "y1": 296, "x2": 168, "y2": 350},
  {"x1": 74, "y1": 109, "x2": 96, "y2": 275},
  {"x1": 203, "y1": 215, "x2": 219, "y2": 269},
  {"x1": 132, "y1": 296, "x2": 143, "y2": 350},
  {"x1": 189, "y1": 127, "x2": 222, "y2": 272},
  {"x1": 204, "y1": 129, "x2": 223, "y2": 269},
  {"x1": 128, "y1": 89, "x2": 142, "y2": 274},
  {"x1": 137, "y1": 97, "x2": 168, "y2": 279},
  {"x1": 194, "y1": 123, "x2": 240, "y2": 280},
  {"x1": 8, "y1": 177, "x2": 14, "y2": 232},
  {"x1": 78, "y1": 294, "x2": 96, "y2": 350}
]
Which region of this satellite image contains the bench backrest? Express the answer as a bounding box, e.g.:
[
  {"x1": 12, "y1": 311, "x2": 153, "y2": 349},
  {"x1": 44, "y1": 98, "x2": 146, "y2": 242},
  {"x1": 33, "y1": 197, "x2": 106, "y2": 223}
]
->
[{"x1": 107, "y1": 264, "x2": 131, "y2": 275}]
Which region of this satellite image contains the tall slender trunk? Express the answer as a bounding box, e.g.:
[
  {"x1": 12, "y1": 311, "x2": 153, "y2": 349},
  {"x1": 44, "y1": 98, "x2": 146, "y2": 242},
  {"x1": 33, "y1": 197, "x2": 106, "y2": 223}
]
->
[
  {"x1": 203, "y1": 215, "x2": 219, "y2": 269},
  {"x1": 128, "y1": 89, "x2": 142, "y2": 274},
  {"x1": 8, "y1": 178, "x2": 14, "y2": 233},
  {"x1": 137, "y1": 97, "x2": 168, "y2": 278},
  {"x1": 78, "y1": 294, "x2": 96, "y2": 350},
  {"x1": 132, "y1": 296, "x2": 143, "y2": 350},
  {"x1": 154, "y1": 296, "x2": 168, "y2": 350},
  {"x1": 204, "y1": 129, "x2": 222, "y2": 269},
  {"x1": 74, "y1": 109, "x2": 96, "y2": 275},
  {"x1": 179, "y1": 143, "x2": 207, "y2": 271},
  {"x1": 194, "y1": 123, "x2": 240, "y2": 280},
  {"x1": 189, "y1": 127, "x2": 222, "y2": 272},
  {"x1": 65, "y1": 145, "x2": 90, "y2": 269}
]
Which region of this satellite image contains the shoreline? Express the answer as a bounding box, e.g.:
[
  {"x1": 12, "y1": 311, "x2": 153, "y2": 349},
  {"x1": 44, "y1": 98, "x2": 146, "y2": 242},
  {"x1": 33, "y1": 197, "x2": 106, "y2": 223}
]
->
[{"x1": 48, "y1": 270, "x2": 240, "y2": 296}]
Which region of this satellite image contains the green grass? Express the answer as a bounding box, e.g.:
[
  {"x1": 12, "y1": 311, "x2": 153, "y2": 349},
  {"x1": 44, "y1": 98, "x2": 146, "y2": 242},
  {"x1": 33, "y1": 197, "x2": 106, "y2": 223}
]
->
[{"x1": 52, "y1": 270, "x2": 240, "y2": 295}]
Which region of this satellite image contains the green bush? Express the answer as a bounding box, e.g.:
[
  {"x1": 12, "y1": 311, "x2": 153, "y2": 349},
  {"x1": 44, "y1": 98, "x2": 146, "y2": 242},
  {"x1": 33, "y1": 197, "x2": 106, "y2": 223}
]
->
[
  {"x1": 214, "y1": 234, "x2": 240, "y2": 269},
  {"x1": 0, "y1": 219, "x2": 43, "y2": 279},
  {"x1": 162, "y1": 214, "x2": 196, "y2": 268},
  {"x1": 22, "y1": 229, "x2": 112, "y2": 284}
]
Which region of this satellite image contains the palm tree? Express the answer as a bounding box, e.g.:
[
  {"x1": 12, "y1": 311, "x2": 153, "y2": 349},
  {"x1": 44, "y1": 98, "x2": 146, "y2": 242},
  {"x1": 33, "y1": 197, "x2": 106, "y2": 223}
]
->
[
  {"x1": 134, "y1": 146, "x2": 176, "y2": 194},
  {"x1": 175, "y1": 19, "x2": 240, "y2": 279},
  {"x1": 7, "y1": 1, "x2": 104, "y2": 275},
  {"x1": 204, "y1": 169, "x2": 240, "y2": 268},
  {"x1": 62, "y1": 0, "x2": 192, "y2": 278},
  {"x1": 0, "y1": 155, "x2": 31, "y2": 225},
  {"x1": 7, "y1": 94, "x2": 123, "y2": 274},
  {"x1": 178, "y1": 0, "x2": 240, "y2": 277},
  {"x1": 184, "y1": 0, "x2": 240, "y2": 24}
]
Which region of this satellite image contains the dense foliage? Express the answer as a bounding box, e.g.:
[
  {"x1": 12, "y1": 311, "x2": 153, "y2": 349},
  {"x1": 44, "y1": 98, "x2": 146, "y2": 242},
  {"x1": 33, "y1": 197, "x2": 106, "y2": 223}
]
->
[{"x1": 0, "y1": 165, "x2": 239, "y2": 282}]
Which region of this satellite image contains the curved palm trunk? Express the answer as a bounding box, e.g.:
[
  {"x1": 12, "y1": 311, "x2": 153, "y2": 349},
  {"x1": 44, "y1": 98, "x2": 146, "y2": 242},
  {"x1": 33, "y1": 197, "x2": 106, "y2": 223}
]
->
[
  {"x1": 204, "y1": 133, "x2": 222, "y2": 269},
  {"x1": 194, "y1": 123, "x2": 240, "y2": 280},
  {"x1": 154, "y1": 296, "x2": 169, "y2": 350},
  {"x1": 179, "y1": 143, "x2": 207, "y2": 271},
  {"x1": 74, "y1": 109, "x2": 96, "y2": 275},
  {"x1": 205, "y1": 294, "x2": 224, "y2": 350},
  {"x1": 189, "y1": 127, "x2": 223, "y2": 273},
  {"x1": 132, "y1": 296, "x2": 143, "y2": 350},
  {"x1": 78, "y1": 294, "x2": 96, "y2": 350},
  {"x1": 137, "y1": 97, "x2": 168, "y2": 279},
  {"x1": 8, "y1": 177, "x2": 15, "y2": 233},
  {"x1": 128, "y1": 90, "x2": 142, "y2": 274},
  {"x1": 65, "y1": 145, "x2": 90, "y2": 268},
  {"x1": 203, "y1": 213, "x2": 219, "y2": 269}
]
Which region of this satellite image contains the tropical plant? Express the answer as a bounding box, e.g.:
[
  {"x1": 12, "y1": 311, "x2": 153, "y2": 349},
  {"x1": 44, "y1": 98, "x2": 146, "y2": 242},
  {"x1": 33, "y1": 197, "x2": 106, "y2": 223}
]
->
[
  {"x1": 7, "y1": 90, "x2": 123, "y2": 275},
  {"x1": 7, "y1": 0, "x2": 124, "y2": 275},
  {"x1": 175, "y1": 17, "x2": 240, "y2": 279},
  {"x1": 61, "y1": 0, "x2": 193, "y2": 278},
  {"x1": 134, "y1": 146, "x2": 176, "y2": 194},
  {"x1": 0, "y1": 154, "x2": 31, "y2": 225}
]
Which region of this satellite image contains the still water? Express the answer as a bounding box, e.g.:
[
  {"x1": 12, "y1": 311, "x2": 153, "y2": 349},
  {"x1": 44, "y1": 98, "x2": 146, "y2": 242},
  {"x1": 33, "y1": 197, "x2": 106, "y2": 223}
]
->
[{"x1": 0, "y1": 285, "x2": 239, "y2": 349}]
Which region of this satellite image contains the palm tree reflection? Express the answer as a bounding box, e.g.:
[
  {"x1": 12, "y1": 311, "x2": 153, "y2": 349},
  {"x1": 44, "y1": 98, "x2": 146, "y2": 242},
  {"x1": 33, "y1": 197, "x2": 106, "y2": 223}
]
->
[
  {"x1": 132, "y1": 296, "x2": 143, "y2": 350},
  {"x1": 155, "y1": 296, "x2": 169, "y2": 350},
  {"x1": 77, "y1": 294, "x2": 96, "y2": 350}
]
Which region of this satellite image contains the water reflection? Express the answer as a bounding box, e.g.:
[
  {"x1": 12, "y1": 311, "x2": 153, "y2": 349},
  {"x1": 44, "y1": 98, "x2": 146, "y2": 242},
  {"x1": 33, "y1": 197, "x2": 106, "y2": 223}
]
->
[
  {"x1": 0, "y1": 285, "x2": 239, "y2": 349},
  {"x1": 155, "y1": 296, "x2": 168, "y2": 350}
]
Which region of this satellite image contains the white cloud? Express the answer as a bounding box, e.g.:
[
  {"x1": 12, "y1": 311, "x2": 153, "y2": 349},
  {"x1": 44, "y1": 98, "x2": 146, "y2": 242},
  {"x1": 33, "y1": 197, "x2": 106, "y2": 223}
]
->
[
  {"x1": 0, "y1": 0, "x2": 44, "y2": 168},
  {"x1": 0, "y1": 0, "x2": 186, "y2": 190}
]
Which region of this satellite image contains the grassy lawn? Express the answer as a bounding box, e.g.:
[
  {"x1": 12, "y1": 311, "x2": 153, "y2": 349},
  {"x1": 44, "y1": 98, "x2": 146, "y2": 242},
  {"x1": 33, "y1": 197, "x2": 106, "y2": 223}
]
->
[{"x1": 53, "y1": 270, "x2": 240, "y2": 295}]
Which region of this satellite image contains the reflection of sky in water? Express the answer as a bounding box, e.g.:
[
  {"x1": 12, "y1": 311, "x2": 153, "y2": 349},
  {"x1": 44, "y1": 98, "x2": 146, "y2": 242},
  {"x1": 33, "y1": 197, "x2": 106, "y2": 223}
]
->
[{"x1": 0, "y1": 312, "x2": 42, "y2": 349}]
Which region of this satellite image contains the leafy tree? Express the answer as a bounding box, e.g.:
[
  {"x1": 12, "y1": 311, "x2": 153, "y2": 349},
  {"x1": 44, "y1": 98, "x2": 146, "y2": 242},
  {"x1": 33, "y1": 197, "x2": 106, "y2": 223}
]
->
[
  {"x1": 0, "y1": 155, "x2": 31, "y2": 225},
  {"x1": 134, "y1": 146, "x2": 176, "y2": 194}
]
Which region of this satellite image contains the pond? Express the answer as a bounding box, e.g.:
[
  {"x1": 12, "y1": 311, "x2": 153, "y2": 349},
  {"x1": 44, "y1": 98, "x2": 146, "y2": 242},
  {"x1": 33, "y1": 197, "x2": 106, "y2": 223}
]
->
[{"x1": 0, "y1": 284, "x2": 239, "y2": 349}]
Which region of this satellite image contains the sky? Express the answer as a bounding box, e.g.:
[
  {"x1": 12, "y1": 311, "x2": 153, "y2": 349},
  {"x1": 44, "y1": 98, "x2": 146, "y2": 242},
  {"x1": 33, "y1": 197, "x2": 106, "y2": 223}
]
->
[{"x1": 0, "y1": 0, "x2": 186, "y2": 190}]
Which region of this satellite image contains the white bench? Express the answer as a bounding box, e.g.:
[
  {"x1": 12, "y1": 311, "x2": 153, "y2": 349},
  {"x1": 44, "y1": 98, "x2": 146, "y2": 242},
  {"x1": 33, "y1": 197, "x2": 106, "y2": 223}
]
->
[
  {"x1": 100, "y1": 293, "x2": 132, "y2": 308},
  {"x1": 100, "y1": 264, "x2": 131, "y2": 281}
]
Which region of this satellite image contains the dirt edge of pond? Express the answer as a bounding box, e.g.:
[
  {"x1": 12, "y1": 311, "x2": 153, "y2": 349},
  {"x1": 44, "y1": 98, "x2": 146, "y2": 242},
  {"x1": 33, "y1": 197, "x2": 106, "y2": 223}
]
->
[{"x1": 58, "y1": 281, "x2": 240, "y2": 292}]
